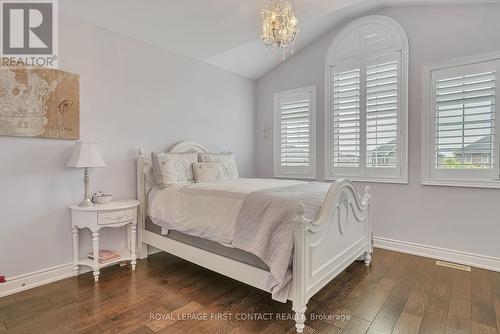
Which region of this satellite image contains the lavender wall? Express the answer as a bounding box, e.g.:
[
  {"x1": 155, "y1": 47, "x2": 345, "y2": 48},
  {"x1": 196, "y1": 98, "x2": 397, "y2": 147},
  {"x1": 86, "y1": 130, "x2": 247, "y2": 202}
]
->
[
  {"x1": 0, "y1": 14, "x2": 256, "y2": 278},
  {"x1": 256, "y1": 5, "x2": 500, "y2": 260}
]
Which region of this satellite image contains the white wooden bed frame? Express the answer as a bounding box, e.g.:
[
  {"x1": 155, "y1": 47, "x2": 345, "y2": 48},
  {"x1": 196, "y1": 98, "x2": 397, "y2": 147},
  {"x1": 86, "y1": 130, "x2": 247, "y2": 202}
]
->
[{"x1": 136, "y1": 141, "x2": 373, "y2": 333}]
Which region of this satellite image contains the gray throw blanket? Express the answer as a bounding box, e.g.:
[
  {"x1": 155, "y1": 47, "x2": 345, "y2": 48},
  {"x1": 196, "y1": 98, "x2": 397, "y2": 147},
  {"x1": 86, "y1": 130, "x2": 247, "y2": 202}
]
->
[{"x1": 232, "y1": 182, "x2": 331, "y2": 302}]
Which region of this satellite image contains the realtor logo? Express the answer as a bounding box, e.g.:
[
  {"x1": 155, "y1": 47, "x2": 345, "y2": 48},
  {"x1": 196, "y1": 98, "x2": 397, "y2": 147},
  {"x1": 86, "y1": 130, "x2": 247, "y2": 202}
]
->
[{"x1": 0, "y1": 0, "x2": 58, "y2": 67}]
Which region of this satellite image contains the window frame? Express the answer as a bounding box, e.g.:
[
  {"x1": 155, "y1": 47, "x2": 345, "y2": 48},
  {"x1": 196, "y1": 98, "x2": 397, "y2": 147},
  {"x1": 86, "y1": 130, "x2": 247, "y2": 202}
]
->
[
  {"x1": 421, "y1": 52, "x2": 500, "y2": 189},
  {"x1": 324, "y1": 15, "x2": 409, "y2": 184},
  {"x1": 274, "y1": 85, "x2": 317, "y2": 179}
]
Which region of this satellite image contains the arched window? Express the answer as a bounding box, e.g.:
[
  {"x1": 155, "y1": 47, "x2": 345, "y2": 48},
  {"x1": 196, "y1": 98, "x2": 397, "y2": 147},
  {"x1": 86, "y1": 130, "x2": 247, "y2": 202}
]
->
[{"x1": 325, "y1": 15, "x2": 409, "y2": 183}]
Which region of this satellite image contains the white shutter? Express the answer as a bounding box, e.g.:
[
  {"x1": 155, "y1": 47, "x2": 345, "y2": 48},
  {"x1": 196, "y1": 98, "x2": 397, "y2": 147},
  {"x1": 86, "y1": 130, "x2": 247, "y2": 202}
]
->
[
  {"x1": 274, "y1": 86, "x2": 316, "y2": 178},
  {"x1": 365, "y1": 60, "x2": 399, "y2": 168},
  {"x1": 331, "y1": 67, "x2": 361, "y2": 171},
  {"x1": 423, "y1": 55, "x2": 500, "y2": 188},
  {"x1": 279, "y1": 94, "x2": 311, "y2": 167},
  {"x1": 435, "y1": 71, "x2": 495, "y2": 170},
  {"x1": 325, "y1": 17, "x2": 408, "y2": 183}
]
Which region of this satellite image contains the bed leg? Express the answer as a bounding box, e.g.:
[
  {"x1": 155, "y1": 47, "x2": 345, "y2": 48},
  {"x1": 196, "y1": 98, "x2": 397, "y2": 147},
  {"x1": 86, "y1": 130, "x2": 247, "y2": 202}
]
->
[
  {"x1": 364, "y1": 250, "x2": 372, "y2": 267},
  {"x1": 293, "y1": 307, "x2": 306, "y2": 333},
  {"x1": 292, "y1": 212, "x2": 307, "y2": 333}
]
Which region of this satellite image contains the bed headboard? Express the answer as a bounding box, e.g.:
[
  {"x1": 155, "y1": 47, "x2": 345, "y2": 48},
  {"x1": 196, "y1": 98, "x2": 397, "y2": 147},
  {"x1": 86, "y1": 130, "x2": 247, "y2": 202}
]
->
[
  {"x1": 136, "y1": 141, "x2": 209, "y2": 257},
  {"x1": 169, "y1": 141, "x2": 208, "y2": 154}
]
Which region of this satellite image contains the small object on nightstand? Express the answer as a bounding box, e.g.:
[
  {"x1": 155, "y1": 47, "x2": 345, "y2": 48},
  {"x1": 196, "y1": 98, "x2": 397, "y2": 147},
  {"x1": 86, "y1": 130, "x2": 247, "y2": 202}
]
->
[
  {"x1": 94, "y1": 195, "x2": 112, "y2": 204},
  {"x1": 88, "y1": 250, "x2": 120, "y2": 263},
  {"x1": 93, "y1": 192, "x2": 113, "y2": 204},
  {"x1": 70, "y1": 199, "x2": 140, "y2": 282}
]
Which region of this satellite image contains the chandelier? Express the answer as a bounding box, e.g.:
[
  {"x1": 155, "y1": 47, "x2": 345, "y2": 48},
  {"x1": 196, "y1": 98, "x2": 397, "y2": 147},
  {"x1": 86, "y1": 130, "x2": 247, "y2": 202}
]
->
[{"x1": 260, "y1": 0, "x2": 299, "y2": 59}]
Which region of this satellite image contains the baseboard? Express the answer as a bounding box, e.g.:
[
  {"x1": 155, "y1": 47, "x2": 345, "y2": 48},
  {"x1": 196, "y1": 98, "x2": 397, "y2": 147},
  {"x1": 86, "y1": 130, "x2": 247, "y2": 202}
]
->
[
  {"x1": 0, "y1": 247, "x2": 160, "y2": 298},
  {"x1": 374, "y1": 236, "x2": 500, "y2": 272},
  {"x1": 0, "y1": 263, "x2": 77, "y2": 298}
]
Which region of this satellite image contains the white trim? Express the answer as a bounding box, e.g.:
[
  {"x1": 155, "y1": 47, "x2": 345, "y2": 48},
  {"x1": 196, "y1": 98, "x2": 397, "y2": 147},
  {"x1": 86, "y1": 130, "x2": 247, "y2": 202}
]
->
[
  {"x1": 421, "y1": 179, "x2": 500, "y2": 189},
  {"x1": 274, "y1": 85, "x2": 317, "y2": 179},
  {"x1": 325, "y1": 15, "x2": 409, "y2": 64},
  {"x1": 421, "y1": 51, "x2": 500, "y2": 189},
  {"x1": 374, "y1": 236, "x2": 500, "y2": 272},
  {"x1": 324, "y1": 15, "x2": 409, "y2": 184},
  {"x1": 325, "y1": 175, "x2": 408, "y2": 184},
  {"x1": 0, "y1": 263, "x2": 89, "y2": 298},
  {"x1": 422, "y1": 50, "x2": 500, "y2": 72}
]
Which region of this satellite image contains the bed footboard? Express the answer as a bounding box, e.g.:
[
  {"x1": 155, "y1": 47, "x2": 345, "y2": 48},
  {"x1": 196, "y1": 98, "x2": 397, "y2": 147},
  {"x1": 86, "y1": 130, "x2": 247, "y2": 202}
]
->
[{"x1": 291, "y1": 179, "x2": 372, "y2": 332}]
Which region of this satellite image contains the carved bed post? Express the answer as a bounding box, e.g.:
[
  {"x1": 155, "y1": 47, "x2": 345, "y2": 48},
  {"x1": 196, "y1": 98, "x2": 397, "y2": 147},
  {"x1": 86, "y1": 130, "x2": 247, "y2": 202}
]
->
[
  {"x1": 136, "y1": 148, "x2": 148, "y2": 259},
  {"x1": 292, "y1": 211, "x2": 307, "y2": 333},
  {"x1": 362, "y1": 185, "x2": 372, "y2": 266}
]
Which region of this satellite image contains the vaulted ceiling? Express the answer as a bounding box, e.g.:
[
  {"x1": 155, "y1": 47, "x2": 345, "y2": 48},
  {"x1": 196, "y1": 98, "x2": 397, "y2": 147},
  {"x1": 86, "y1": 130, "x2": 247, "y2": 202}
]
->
[{"x1": 60, "y1": 0, "x2": 500, "y2": 79}]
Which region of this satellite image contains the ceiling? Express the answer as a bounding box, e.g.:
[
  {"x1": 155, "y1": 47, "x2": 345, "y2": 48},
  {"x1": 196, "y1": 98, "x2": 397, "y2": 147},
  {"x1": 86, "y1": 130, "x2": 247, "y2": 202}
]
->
[{"x1": 60, "y1": 0, "x2": 500, "y2": 79}]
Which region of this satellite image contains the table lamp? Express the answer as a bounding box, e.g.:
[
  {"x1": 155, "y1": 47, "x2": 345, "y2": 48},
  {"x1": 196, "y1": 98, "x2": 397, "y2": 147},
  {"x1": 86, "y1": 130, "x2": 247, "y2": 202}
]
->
[{"x1": 67, "y1": 142, "x2": 106, "y2": 207}]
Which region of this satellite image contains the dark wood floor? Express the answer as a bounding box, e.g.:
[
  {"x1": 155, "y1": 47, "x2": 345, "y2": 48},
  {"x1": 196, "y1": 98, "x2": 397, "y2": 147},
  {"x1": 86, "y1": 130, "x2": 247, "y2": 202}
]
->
[{"x1": 1, "y1": 248, "x2": 499, "y2": 334}]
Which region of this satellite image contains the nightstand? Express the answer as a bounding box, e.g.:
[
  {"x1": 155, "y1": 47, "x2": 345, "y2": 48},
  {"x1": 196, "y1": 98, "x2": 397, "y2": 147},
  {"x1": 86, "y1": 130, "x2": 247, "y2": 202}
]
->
[{"x1": 69, "y1": 199, "x2": 140, "y2": 282}]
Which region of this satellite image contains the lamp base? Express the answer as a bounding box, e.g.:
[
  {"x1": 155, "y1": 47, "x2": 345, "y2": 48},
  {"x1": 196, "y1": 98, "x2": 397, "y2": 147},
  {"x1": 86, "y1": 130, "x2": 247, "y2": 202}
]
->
[
  {"x1": 79, "y1": 197, "x2": 94, "y2": 207},
  {"x1": 79, "y1": 167, "x2": 95, "y2": 207}
]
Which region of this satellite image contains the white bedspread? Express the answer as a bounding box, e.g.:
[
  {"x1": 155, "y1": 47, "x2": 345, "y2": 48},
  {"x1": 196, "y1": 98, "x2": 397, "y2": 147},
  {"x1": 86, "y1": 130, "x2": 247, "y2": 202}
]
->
[
  {"x1": 148, "y1": 178, "x2": 332, "y2": 302},
  {"x1": 148, "y1": 178, "x2": 306, "y2": 245}
]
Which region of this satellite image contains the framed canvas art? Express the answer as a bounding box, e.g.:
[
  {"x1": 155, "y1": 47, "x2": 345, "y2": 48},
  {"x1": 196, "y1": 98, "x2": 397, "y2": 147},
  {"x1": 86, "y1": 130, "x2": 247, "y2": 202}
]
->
[{"x1": 0, "y1": 66, "x2": 80, "y2": 140}]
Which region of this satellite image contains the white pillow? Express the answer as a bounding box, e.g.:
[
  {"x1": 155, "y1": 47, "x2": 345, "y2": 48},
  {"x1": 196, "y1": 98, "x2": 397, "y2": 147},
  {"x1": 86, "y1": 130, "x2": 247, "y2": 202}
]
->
[
  {"x1": 151, "y1": 152, "x2": 198, "y2": 187},
  {"x1": 198, "y1": 153, "x2": 239, "y2": 181},
  {"x1": 192, "y1": 162, "x2": 223, "y2": 183}
]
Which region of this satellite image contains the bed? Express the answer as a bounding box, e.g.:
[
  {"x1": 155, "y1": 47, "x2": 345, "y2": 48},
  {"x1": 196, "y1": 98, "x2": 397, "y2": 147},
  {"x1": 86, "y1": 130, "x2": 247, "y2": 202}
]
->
[{"x1": 136, "y1": 141, "x2": 373, "y2": 333}]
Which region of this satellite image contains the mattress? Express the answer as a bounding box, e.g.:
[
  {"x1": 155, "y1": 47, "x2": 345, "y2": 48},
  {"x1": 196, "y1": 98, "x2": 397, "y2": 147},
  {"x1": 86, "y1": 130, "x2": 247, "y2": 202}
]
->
[{"x1": 145, "y1": 218, "x2": 269, "y2": 270}]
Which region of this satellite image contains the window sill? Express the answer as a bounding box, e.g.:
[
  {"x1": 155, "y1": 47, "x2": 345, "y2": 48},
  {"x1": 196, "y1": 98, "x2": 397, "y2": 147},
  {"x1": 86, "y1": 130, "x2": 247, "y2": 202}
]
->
[
  {"x1": 421, "y1": 178, "x2": 500, "y2": 189},
  {"x1": 274, "y1": 174, "x2": 317, "y2": 180},
  {"x1": 325, "y1": 175, "x2": 408, "y2": 185}
]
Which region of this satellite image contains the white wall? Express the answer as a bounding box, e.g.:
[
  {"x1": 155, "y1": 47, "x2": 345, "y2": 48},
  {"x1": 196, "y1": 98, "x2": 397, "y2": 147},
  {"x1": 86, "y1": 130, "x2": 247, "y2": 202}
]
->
[
  {"x1": 0, "y1": 14, "x2": 256, "y2": 278},
  {"x1": 256, "y1": 5, "x2": 500, "y2": 260}
]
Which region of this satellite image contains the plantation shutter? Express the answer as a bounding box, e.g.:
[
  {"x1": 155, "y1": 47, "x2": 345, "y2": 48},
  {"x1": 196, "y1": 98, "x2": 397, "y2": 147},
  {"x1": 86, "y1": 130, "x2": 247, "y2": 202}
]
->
[
  {"x1": 325, "y1": 17, "x2": 408, "y2": 183},
  {"x1": 434, "y1": 71, "x2": 496, "y2": 170},
  {"x1": 275, "y1": 87, "x2": 316, "y2": 178},
  {"x1": 331, "y1": 66, "x2": 361, "y2": 174},
  {"x1": 365, "y1": 60, "x2": 399, "y2": 168}
]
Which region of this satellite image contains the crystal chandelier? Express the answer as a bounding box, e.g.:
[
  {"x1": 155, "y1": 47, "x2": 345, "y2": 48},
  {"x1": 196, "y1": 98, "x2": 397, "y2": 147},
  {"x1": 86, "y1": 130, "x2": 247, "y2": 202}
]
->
[{"x1": 260, "y1": 0, "x2": 299, "y2": 60}]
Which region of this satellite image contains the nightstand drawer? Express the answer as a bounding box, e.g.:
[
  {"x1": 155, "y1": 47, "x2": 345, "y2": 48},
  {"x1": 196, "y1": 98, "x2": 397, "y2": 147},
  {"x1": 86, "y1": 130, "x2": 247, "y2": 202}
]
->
[{"x1": 98, "y1": 209, "x2": 136, "y2": 225}]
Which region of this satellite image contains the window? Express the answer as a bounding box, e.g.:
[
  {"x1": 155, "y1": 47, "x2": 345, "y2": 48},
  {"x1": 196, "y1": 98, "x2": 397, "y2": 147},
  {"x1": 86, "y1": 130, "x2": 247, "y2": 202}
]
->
[
  {"x1": 422, "y1": 53, "x2": 500, "y2": 188},
  {"x1": 274, "y1": 86, "x2": 316, "y2": 178},
  {"x1": 325, "y1": 16, "x2": 409, "y2": 183}
]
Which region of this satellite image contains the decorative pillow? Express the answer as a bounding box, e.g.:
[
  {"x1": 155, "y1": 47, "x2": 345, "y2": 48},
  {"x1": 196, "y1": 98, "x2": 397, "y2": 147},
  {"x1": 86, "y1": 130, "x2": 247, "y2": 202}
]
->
[
  {"x1": 151, "y1": 152, "x2": 198, "y2": 187},
  {"x1": 192, "y1": 162, "x2": 223, "y2": 183},
  {"x1": 198, "y1": 153, "x2": 239, "y2": 181}
]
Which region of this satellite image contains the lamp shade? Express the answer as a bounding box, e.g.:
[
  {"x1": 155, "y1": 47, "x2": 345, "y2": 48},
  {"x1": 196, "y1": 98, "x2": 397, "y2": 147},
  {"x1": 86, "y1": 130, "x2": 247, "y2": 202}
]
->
[{"x1": 66, "y1": 142, "x2": 106, "y2": 168}]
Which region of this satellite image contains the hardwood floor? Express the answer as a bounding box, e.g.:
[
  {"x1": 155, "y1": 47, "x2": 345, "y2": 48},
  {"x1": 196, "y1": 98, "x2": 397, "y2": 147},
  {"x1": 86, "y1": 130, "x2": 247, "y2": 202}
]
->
[{"x1": 1, "y1": 249, "x2": 499, "y2": 334}]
